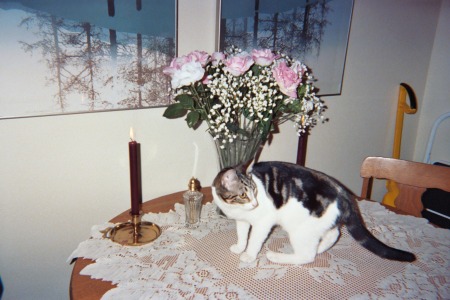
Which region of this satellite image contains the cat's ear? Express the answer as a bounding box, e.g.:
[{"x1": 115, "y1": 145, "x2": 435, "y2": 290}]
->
[
  {"x1": 237, "y1": 157, "x2": 255, "y2": 175},
  {"x1": 221, "y1": 169, "x2": 239, "y2": 190}
]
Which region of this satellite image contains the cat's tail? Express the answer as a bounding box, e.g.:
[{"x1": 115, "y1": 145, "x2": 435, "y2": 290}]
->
[{"x1": 343, "y1": 196, "x2": 416, "y2": 262}]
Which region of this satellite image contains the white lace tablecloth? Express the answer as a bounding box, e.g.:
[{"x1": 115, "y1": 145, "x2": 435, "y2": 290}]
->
[{"x1": 69, "y1": 200, "x2": 450, "y2": 299}]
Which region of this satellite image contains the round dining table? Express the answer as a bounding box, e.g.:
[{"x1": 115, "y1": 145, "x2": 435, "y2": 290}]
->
[{"x1": 69, "y1": 188, "x2": 449, "y2": 300}]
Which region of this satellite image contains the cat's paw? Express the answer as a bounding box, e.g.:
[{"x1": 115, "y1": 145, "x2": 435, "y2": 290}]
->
[
  {"x1": 266, "y1": 251, "x2": 282, "y2": 263},
  {"x1": 240, "y1": 252, "x2": 256, "y2": 263},
  {"x1": 230, "y1": 244, "x2": 246, "y2": 254}
]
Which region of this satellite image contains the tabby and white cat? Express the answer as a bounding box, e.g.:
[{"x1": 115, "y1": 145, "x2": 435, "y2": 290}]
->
[{"x1": 212, "y1": 161, "x2": 416, "y2": 265}]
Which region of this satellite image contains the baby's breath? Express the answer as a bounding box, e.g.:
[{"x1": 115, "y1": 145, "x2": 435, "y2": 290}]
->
[{"x1": 163, "y1": 48, "x2": 324, "y2": 144}]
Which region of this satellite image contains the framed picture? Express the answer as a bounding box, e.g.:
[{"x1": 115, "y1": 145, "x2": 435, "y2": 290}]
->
[
  {"x1": 218, "y1": 0, "x2": 354, "y2": 96},
  {"x1": 0, "y1": 0, "x2": 177, "y2": 119}
]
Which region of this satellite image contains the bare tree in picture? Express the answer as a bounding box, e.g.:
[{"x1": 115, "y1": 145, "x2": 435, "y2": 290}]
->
[
  {"x1": 19, "y1": 12, "x2": 114, "y2": 112},
  {"x1": 65, "y1": 22, "x2": 113, "y2": 110},
  {"x1": 20, "y1": 13, "x2": 72, "y2": 111},
  {"x1": 117, "y1": 34, "x2": 173, "y2": 108},
  {"x1": 222, "y1": 2, "x2": 330, "y2": 61}
]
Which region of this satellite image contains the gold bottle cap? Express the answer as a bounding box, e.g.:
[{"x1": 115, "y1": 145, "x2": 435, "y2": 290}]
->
[{"x1": 188, "y1": 177, "x2": 201, "y2": 191}]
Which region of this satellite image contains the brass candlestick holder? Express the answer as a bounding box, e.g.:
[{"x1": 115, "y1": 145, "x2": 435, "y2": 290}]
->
[{"x1": 103, "y1": 213, "x2": 161, "y2": 246}]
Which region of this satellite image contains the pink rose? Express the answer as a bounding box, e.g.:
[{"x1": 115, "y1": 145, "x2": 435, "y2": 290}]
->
[
  {"x1": 187, "y1": 50, "x2": 210, "y2": 67},
  {"x1": 223, "y1": 52, "x2": 254, "y2": 76},
  {"x1": 272, "y1": 61, "x2": 301, "y2": 98},
  {"x1": 251, "y1": 49, "x2": 276, "y2": 66},
  {"x1": 170, "y1": 61, "x2": 205, "y2": 89},
  {"x1": 211, "y1": 51, "x2": 226, "y2": 66},
  {"x1": 163, "y1": 55, "x2": 190, "y2": 77}
]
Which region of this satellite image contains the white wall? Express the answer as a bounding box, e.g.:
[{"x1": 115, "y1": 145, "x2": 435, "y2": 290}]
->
[
  {"x1": 413, "y1": 0, "x2": 450, "y2": 165},
  {"x1": 0, "y1": 0, "x2": 446, "y2": 299}
]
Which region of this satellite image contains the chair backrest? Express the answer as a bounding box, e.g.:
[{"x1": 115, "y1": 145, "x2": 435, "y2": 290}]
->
[{"x1": 360, "y1": 156, "x2": 450, "y2": 216}]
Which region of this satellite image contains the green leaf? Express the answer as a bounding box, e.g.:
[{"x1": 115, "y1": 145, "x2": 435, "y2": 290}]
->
[
  {"x1": 163, "y1": 103, "x2": 188, "y2": 119},
  {"x1": 297, "y1": 84, "x2": 307, "y2": 99},
  {"x1": 175, "y1": 94, "x2": 195, "y2": 109},
  {"x1": 288, "y1": 99, "x2": 302, "y2": 113},
  {"x1": 185, "y1": 111, "x2": 201, "y2": 128},
  {"x1": 251, "y1": 65, "x2": 261, "y2": 76},
  {"x1": 226, "y1": 123, "x2": 240, "y2": 134}
]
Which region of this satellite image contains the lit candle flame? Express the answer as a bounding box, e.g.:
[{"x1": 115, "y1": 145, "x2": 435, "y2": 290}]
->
[{"x1": 130, "y1": 127, "x2": 135, "y2": 141}]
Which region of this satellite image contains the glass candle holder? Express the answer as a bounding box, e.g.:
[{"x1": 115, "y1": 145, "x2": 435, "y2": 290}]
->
[{"x1": 183, "y1": 177, "x2": 203, "y2": 228}]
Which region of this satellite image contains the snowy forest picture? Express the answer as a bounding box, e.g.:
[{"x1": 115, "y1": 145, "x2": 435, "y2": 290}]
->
[
  {"x1": 0, "y1": 0, "x2": 176, "y2": 118},
  {"x1": 220, "y1": 0, "x2": 353, "y2": 96}
]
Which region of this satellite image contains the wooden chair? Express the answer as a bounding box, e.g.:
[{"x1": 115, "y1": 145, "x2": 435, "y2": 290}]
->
[{"x1": 360, "y1": 156, "x2": 450, "y2": 217}]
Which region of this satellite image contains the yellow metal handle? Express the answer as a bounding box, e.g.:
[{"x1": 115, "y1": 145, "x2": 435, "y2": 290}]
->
[
  {"x1": 392, "y1": 83, "x2": 417, "y2": 159},
  {"x1": 383, "y1": 83, "x2": 418, "y2": 207}
]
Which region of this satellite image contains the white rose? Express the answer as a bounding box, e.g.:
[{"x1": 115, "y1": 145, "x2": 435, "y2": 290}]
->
[{"x1": 171, "y1": 61, "x2": 205, "y2": 89}]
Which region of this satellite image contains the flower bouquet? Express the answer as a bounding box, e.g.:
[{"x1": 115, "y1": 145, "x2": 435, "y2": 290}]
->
[{"x1": 163, "y1": 47, "x2": 324, "y2": 168}]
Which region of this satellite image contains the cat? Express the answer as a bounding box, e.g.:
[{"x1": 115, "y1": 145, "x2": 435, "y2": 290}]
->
[{"x1": 212, "y1": 161, "x2": 416, "y2": 265}]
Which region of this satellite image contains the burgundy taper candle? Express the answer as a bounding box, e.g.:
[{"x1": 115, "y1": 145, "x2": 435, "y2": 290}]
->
[{"x1": 129, "y1": 128, "x2": 142, "y2": 215}]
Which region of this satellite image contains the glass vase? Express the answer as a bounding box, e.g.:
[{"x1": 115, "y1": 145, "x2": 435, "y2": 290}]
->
[{"x1": 214, "y1": 134, "x2": 263, "y2": 170}]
